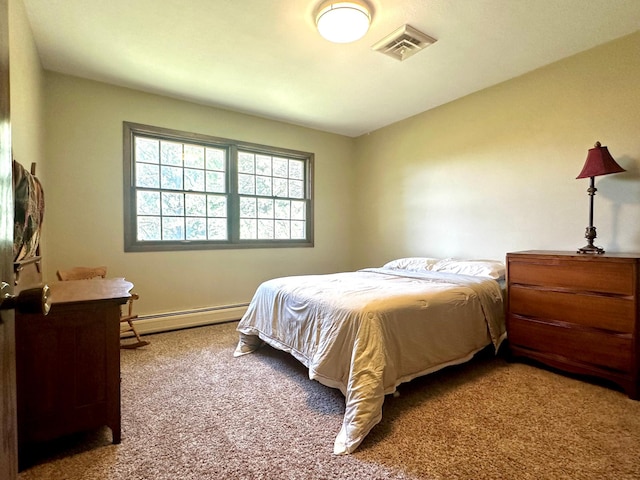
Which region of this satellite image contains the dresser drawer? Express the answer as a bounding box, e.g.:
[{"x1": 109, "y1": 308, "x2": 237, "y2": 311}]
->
[
  {"x1": 508, "y1": 259, "x2": 634, "y2": 295},
  {"x1": 508, "y1": 317, "x2": 632, "y2": 372},
  {"x1": 509, "y1": 286, "x2": 634, "y2": 333}
]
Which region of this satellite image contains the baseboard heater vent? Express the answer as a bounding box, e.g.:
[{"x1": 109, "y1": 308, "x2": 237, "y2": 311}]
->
[{"x1": 130, "y1": 303, "x2": 250, "y2": 336}]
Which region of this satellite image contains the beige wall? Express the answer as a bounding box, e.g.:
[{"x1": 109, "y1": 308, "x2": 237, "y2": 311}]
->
[
  {"x1": 352, "y1": 32, "x2": 640, "y2": 268},
  {"x1": 11, "y1": 0, "x2": 640, "y2": 316},
  {"x1": 43, "y1": 73, "x2": 355, "y2": 314}
]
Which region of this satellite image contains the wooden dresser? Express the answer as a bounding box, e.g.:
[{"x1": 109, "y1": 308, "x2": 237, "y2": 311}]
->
[
  {"x1": 506, "y1": 250, "x2": 639, "y2": 399},
  {"x1": 15, "y1": 278, "x2": 132, "y2": 458}
]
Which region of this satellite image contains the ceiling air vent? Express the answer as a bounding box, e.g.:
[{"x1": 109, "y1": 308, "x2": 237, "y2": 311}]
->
[{"x1": 372, "y1": 24, "x2": 436, "y2": 61}]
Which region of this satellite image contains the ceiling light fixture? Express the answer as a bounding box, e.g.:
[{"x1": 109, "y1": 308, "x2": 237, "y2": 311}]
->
[{"x1": 316, "y1": 1, "x2": 371, "y2": 44}]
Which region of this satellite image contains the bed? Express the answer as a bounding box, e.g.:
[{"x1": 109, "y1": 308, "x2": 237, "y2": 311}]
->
[{"x1": 234, "y1": 257, "x2": 506, "y2": 454}]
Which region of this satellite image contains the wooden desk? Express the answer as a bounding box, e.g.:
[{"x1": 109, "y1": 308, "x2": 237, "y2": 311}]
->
[{"x1": 16, "y1": 278, "x2": 132, "y2": 453}]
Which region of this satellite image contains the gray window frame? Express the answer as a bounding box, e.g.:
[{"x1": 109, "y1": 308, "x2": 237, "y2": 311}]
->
[{"x1": 123, "y1": 122, "x2": 314, "y2": 252}]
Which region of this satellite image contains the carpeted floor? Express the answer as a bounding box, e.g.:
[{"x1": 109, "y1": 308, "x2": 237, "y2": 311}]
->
[{"x1": 17, "y1": 321, "x2": 640, "y2": 480}]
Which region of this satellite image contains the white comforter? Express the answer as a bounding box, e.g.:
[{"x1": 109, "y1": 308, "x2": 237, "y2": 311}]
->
[{"x1": 234, "y1": 268, "x2": 506, "y2": 454}]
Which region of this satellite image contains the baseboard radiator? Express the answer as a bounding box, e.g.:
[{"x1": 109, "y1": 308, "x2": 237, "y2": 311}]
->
[{"x1": 128, "y1": 303, "x2": 249, "y2": 336}]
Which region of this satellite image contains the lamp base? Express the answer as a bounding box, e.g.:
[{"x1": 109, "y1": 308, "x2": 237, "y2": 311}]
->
[
  {"x1": 578, "y1": 225, "x2": 605, "y2": 254},
  {"x1": 577, "y1": 244, "x2": 605, "y2": 254}
]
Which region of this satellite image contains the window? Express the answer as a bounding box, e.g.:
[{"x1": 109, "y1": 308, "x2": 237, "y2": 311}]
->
[{"x1": 123, "y1": 122, "x2": 314, "y2": 251}]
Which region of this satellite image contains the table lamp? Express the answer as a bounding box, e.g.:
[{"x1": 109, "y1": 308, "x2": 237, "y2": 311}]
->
[{"x1": 576, "y1": 141, "x2": 625, "y2": 254}]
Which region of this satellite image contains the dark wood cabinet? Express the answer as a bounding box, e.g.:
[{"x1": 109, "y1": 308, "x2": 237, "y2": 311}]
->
[
  {"x1": 15, "y1": 279, "x2": 132, "y2": 454},
  {"x1": 506, "y1": 250, "x2": 640, "y2": 399}
]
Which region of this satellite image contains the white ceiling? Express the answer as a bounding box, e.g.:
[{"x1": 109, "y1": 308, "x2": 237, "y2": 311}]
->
[{"x1": 23, "y1": 0, "x2": 640, "y2": 137}]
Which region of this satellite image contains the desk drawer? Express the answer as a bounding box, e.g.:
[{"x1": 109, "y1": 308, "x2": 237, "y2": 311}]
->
[
  {"x1": 508, "y1": 260, "x2": 633, "y2": 295},
  {"x1": 508, "y1": 316, "x2": 632, "y2": 372},
  {"x1": 509, "y1": 286, "x2": 634, "y2": 333}
]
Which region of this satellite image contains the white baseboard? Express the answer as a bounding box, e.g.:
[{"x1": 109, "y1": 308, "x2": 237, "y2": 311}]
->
[{"x1": 128, "y1": 304, "x2": 249, "y2": 336}]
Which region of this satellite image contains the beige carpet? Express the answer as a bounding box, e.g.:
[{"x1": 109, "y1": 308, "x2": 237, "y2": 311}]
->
[{"x1": 17, "y1": 321, "x2": 640, "y2": 480}]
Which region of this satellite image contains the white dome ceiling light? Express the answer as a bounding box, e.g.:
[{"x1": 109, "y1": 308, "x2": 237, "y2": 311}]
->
[{"x1": 316, "y1": 1, "x2": 372, "y2": 44}]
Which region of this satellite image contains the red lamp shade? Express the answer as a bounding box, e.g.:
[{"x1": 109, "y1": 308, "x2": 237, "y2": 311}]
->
[{"x1": 576, "y1": 141, "x2": 626, "y2": 179}]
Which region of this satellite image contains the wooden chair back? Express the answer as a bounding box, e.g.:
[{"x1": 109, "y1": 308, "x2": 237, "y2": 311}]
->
[{"x1": 56, "y1": 266, "x2": 107, "y2": 281}]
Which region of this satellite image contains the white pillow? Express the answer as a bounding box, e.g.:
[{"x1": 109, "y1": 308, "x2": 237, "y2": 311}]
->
[
  {"x1": 382, "y1": 257, "x2": 440, "y2": 272},
  {"x1": 431, "y1": 259, "x2": 505, "y2": 280}
]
